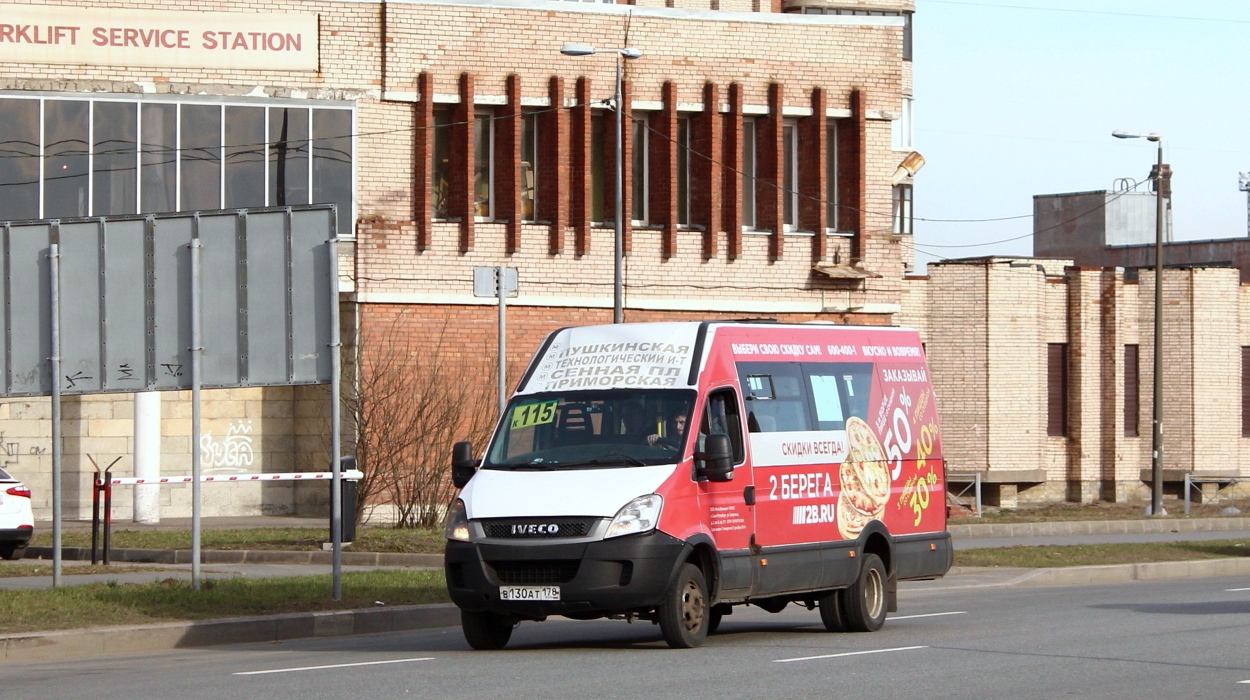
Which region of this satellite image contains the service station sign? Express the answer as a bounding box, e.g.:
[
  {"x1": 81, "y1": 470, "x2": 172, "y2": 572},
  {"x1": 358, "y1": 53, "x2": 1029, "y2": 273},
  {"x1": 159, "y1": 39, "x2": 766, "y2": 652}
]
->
[{"x1": 0, "y1": 4, "x2": 318, "y2": 71}]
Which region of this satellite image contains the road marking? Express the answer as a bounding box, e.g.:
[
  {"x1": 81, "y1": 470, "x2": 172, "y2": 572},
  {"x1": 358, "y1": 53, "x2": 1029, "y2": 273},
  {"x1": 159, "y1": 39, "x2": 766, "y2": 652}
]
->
[
  {"x1": 1239, "y1": 680, "x2": 1250, "y2": 684},
  {"x1": 1226, "y1": 587, "x2": 1250, "y2": 592},
  {"x1": 234, "y1": 657, "x2": 435, "y2": 676},
  {"x1": 774, "y1": 645, "x2": 927, "y2": 663},
  {"x1": 888, "y1": 611, "x2": 967, "y2": 621}
]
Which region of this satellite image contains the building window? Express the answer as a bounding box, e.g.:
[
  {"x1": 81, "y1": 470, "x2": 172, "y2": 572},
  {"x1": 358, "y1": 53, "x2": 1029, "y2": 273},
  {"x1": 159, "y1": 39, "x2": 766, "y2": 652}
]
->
[
  {"x1": 431, "y1": 108, "x2": 452, "y2": 219},
  {"x1": 741, "y1": 116, "x2": 757, "y2": 230},
  {"x1": 521, "y1": 110, "x2": 538, "y2": 222},
  {"x1": 783, "y1": 118, "x2": 799, "y2": 230},
  {"x1": 892, "y1": 183, "x2": 913, "y2": 235},
  {"x1": 1243, "y1": 347, "x2": 1250, "y2": 438},
  {"x1": 892, "y1": 96, "x2": 914, "y2": 151},
  {"x1": 826, "y1": 119, "x2": 841, "y2": 232},
  {"x1": 904, "y1": 11, "x2": 913, "y2": 61},
  {"x1": 631, "y1": 113, "x2": 648, "y2": 225},
  {"x1": 1124, "y1": 345, "x2": 1140, "y2": 437},
  {"x1": 590, "y1": 111, "x2": 606, "y2": 224},
  {"x1": 473, "y1": 111, "x2": 494, "y2": 220},
  {"x1": 0, "y1": 94, "x2": 353, "y2": 222},
  {"x1": 1048, "y1": 343, "x2": 1069, "y2": 437},
  {"x1": 676, "y1": 116, "x2": 690, "y2": 227}
]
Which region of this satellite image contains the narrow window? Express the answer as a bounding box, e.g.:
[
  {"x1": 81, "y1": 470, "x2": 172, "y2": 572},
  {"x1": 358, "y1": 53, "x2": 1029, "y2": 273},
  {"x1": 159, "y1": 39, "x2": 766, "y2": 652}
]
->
[
  {"x1": 892, "y1": 183, "x2": 913, "y2": 235},
  {"x1": 903, "y1": 11, "x2": 914, "y2": 62},
  {"x1": 783, "y1": 118, "x2": 799, "y2": 230},
  {"x1": 0, "y1": 98, "x2": 40, "y2": 220},
  {"x1": 431, "y1": 108, "x2": 452, "y2": 219},
  {"x1": 44, "y1": 100, "x2": 90, "y2": 218},
  {"x1": 93, "y1": 101, "x2": 137, "y2": 216},
  {"x1": 1124, "y1": 345, "x2": 1140, "y2": 437},
  {"x1": 180, "y1": 104, "x2": 222, "y2": 211},
  {"x1": 473, "y1": 111, "x2": 494, "y2": 220},
  {"x1": 826, "y1": 119, "x2": 840, "y2": 232},
  {"x1": 892, "y1": 96, "x2": 914, "y2": 151},
  {"x1": 224, "y1": 105, "x2": 266, "y2": 209},
  {"x1": 590, "y1": 111, "x2": 606, "y2": 223},
  {"x1": 268, "y1": 107, "x2": 310, "y2": 207},
  {"x1": 1048, "y1": 343, "x2": 1069, "y2": 437},
  {"x1": 1243, "y1": 347, "x2": 1250, "y2": 437},
  {"x1": 741, "y1": 116, "x2": 756, "y2": 230},
  {"x1": 676, "y1": 116, "x2": 690, "y2": 227},
  {"x1": 140, "y1": 103, "x2": 176, "y2": 214},
  {"x1": 521, "y1": 110, "x2": 538, "y2": 222},
  {"x1": 312, "y1": 108, "x2": 353, "y2": 220},
  {"x1": 631, "y1": 112, "x2": 647, "y2": 225},
  {"x1": 700, "y1": 388, "x2": 745, "y2": 467}
]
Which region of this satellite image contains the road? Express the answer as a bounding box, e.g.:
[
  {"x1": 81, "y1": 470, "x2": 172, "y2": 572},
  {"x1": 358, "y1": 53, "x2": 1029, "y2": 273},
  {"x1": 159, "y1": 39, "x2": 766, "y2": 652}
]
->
[{"x1": 6, "y1": 575, "x2": 1249, "y2": 700}]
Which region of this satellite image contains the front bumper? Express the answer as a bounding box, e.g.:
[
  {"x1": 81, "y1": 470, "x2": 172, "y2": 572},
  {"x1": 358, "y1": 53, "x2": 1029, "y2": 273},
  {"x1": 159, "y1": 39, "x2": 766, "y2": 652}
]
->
[
  {"x1": 0, "y1": 526, "x2": 33, "y2": 545},
  {"x1": 445, "y1": 530, "x2": 687, "y2": 619}
]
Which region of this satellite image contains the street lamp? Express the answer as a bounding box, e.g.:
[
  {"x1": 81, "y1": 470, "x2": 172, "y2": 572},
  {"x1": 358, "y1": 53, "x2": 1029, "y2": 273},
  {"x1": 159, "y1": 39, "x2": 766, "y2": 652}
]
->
[
  {"x1": 1112, "y1": 129, "x2": 1165, "y2": 516},
  {"x1": 561, "y1": 42, "x2": 642, "y2": 324}
]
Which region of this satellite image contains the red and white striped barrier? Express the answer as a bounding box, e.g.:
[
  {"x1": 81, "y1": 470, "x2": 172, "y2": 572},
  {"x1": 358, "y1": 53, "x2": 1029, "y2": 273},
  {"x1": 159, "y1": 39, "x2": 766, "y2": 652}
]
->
[{"x1": 95, "y1": 470, "x2": 364, "y2": 486}]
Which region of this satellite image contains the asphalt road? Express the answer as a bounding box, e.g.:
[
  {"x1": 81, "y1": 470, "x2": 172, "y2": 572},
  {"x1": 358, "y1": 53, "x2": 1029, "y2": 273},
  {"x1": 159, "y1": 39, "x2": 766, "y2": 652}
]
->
[{"x1": 6, "y1": 575, "x2": 1249, "y2": 700}]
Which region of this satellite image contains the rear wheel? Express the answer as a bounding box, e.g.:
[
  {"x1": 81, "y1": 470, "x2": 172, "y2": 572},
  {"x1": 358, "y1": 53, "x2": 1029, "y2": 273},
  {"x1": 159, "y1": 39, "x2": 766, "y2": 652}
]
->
[
  {"x1": 0, "y1": 544, "x2": 24, "y2": 561},
  {"x1": 842, "y1": 553, "x2": 887, "y2": 632},
  {"x1": 818, "y1": 589, "x2": 847, "y2": 632},
  {"x1": 657, "y1": 563, "x2": 709, "y2": 648},
  {"x1": 461, "y1": 609, "x2": 513, "y2": 650}
]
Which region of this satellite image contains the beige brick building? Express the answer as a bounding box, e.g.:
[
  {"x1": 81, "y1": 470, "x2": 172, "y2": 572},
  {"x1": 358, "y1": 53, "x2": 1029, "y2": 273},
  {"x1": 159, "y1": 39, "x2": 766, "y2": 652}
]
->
[
  {"x1": 0, "y1": 0, "x2": 919, "y2": 520},
  {"x1": 902, "y1": 258, "x2": 1250, "y2": 508}
]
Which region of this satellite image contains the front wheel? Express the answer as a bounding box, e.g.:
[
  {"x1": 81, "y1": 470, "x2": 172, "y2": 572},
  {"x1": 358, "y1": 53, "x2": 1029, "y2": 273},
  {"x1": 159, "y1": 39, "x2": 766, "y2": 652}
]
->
[
  {"x1": 657, "y1": 562, "x2": 709, "y2": 648},
  {"x1": 842, "y1": 553, "x2": 887, "y2": 632},
  {"x1": 461, "y1": 609, "x2": 513, "y2": 650}
]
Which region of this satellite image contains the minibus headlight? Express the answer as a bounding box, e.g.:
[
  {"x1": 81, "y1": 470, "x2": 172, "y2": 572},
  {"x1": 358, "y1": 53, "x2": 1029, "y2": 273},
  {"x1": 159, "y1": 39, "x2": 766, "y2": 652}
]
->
[
  {"x1": 605, "y1": 494, "x2": 663, "y2": 539},
  {"x1": 443, "y1": 499, "x2": 471, "y2": 542}
]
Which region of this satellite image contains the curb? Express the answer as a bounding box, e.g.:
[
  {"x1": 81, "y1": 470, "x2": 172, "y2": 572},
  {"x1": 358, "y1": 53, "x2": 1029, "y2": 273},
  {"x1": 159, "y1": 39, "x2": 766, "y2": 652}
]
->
[
  {"x1": 27, "y1": 546, "x2": 444, "y2": 569},
  {"x1": 947, "y1": 516, "x2": 1250, "y2": 539},
  {"x1": 1012, "y1": 556, "x2": 1250, "y2": 587},
  {"x1": 0, "y1": 603, "x2": 460, "y2": 663}
]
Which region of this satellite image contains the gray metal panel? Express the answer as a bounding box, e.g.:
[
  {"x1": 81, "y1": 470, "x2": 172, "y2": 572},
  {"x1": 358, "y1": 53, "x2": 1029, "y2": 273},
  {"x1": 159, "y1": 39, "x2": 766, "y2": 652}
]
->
[
  {"x1": 57, "y1": 221, "x2": 104, "y2": 394},
  {"x1": 290, "y1": 207, "x2": 332, "y2": 384},
  {"x1": 0, "y1": 205, "x2": 333, "y2": 398},
  {"x1": 6, "y1": 224, "x2": 53, "y2": 396},
  {"x1": 101, "y1": 219, "x2": 148, "y2": 391},
  {"x1": 198, "y1": 213, "x2": 244, "y2": 388},
  {"x1": 245, "y1": 211, "x2": 291, "y2": 385},
  {"x1": 151, "y1": 217, "x2": 193, "y2": 390}
]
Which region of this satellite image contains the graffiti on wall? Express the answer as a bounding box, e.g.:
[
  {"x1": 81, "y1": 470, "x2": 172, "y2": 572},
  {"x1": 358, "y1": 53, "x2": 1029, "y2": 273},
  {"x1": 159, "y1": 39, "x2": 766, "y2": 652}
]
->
[
  {"x1": 199, "y1": 420, "x2": 256, "y2": 471},
  {"x1": 0, "y1": 432, "x2": 48, "y2": 470}
]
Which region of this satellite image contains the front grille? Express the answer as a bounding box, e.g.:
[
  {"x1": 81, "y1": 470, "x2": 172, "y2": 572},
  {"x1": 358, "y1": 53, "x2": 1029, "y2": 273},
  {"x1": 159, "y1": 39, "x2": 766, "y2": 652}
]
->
[
  {"x1": 481, "y1": 517, "x2": 597, "y2": 539},
  {"x1": 488, "y1": 560, "x2": 580, "y2": 585}
]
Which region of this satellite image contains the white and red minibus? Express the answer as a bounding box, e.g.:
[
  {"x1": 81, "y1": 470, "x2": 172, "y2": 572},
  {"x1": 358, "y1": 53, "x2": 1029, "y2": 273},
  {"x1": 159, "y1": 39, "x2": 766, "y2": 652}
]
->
[{"x1": 445, "y1": 320, "x2": 951, "y2": 649}]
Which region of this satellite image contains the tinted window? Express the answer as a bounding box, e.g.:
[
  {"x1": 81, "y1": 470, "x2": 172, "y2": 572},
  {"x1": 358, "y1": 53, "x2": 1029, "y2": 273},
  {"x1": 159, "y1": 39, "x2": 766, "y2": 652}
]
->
[
  {"x1": 806, "y1": 362, "x2": 874, "y2": 429},
  {"x1": 181, "y1": 104, "x2": 222, "y2": 210},
  {"x1": 140, "y1": 103, "x2": 176, "y2": 213},
  {"x1": 268, "y1": 107, "x2": 310, "y2": 206},
  {"x1": 93, "y1": 101, "x2": 137, "y2": 215},
  {"x1": 45, "y1": 100, "x2": 90, "y2": 218},
  {"x1": 224, "y1": 105, "x2": 266, "y2": 209},
  {"x1": 700, "y1": 388, "x2": 745, "y2": 464},
  {"x1": 0, "y1": 98, "x2": 41, "y2": 220},
  {"x1": 312, "y1": 108, "x2": 352, "y2": 216}
]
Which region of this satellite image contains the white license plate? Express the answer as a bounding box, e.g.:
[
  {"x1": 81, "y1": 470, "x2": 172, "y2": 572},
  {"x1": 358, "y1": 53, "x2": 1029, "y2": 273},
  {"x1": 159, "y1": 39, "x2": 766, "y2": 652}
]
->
[{"x1": 499, "y1": 585, "x2": 561, "y2": 601}]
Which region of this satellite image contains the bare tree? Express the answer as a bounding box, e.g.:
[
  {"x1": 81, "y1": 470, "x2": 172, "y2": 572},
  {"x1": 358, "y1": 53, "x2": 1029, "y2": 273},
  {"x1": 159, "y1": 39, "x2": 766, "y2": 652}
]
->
[{"x1": 343, "y1": 312, "x2": 496, "y2": 528}]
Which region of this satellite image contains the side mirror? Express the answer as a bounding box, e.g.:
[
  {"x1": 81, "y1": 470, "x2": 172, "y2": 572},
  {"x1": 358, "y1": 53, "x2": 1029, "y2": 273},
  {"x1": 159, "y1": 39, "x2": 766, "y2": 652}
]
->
[
  {"x1": 451, "y1": 441, "x2": 479, "y2": 489},
  {"x1": 698, "y1": 434, "x2": 734, "y2": 482}
]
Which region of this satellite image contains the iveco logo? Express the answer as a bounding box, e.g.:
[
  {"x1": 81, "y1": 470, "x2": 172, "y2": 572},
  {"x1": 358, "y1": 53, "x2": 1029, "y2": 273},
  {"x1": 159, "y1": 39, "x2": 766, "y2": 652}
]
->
[{"x1": 512, "y1": 523, "x2": 560, "y2": 536}]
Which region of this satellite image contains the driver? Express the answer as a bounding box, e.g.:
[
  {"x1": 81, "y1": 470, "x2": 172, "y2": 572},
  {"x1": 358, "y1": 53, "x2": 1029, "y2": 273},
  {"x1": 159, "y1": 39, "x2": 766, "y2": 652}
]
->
[{"x1": 647, "y1": 410, "x2": 688, "y2": 448}]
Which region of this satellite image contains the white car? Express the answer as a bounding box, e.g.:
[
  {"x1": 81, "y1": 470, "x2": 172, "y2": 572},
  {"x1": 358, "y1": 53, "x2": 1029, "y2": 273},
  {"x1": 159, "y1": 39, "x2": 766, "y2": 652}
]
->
[{"x1": 0, "y1": 467, "x2": 34, "y2": 560}]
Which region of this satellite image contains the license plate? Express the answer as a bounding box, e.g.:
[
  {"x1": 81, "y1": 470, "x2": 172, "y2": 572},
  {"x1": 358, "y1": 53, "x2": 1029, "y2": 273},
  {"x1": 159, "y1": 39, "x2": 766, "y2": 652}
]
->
[{"x1": 499, "y1": 585, "x2": 561, "y2": 601}]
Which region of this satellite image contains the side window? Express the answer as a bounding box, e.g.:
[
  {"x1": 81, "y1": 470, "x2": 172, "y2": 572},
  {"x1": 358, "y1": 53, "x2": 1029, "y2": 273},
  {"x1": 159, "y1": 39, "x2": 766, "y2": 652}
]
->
[
  {"x1": 804, "y1": 362, "x2": 874, "y2": 429},
  {"x1": 700, "y1": 388, "x2": 745, "y2": 464},
  {"x1": 737, "y1": 362, "x2": 812, "y2": 433}
]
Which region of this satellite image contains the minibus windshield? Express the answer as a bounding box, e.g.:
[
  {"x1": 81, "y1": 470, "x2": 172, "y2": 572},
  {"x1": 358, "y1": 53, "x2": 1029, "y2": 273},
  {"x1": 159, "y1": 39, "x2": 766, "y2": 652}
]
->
[{"x1": 483, "y1": 389, "x2": 697, "y2": 469}]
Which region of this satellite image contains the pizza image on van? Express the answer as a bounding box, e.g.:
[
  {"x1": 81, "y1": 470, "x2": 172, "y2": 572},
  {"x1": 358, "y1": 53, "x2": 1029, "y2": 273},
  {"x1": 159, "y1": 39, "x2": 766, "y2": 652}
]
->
[{"x1": 837, "y1": 417, "x2": 891, "y2": 539}]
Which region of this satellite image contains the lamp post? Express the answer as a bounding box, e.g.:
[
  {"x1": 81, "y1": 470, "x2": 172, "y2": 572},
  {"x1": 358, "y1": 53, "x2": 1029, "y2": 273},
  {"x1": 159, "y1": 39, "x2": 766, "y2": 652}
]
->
[
  {"x1": 1112, "y1": 129, "x2": 1165, "y2": 516},
  {"x1": 560, "y1": 42, "x2": 642, "y2": 324}
]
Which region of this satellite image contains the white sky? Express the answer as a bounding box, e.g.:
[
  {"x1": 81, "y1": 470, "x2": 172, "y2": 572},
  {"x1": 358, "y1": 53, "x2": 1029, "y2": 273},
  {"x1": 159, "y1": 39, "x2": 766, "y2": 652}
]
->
[{"x1": 911, "y1": 0, "x2": 1250, "y2": 269}]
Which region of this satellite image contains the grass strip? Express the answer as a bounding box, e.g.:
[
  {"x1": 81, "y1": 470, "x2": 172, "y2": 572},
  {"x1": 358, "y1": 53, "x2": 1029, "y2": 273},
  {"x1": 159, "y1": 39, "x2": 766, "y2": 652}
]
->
[
  {"x1": 0, "y1": 563, "x2": 185, "y2": 578},
  {"x1": 30, "y1": 527, "x2": 447, "y2": 554},
  {"x1": 955, "y1": 539, "x2": 1250, "y2": 568},
  {"x1": 0, "y1": 569, "x2": 449, "y2": 635}
]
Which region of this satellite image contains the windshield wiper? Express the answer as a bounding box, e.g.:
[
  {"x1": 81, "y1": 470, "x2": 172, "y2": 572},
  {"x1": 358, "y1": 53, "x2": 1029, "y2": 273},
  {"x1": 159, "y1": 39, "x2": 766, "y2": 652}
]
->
[
  {"x1": 484, "y1": 461, "x2": 558, "y2": 471},
  {"x1": 557, "y1": 450, "x2": 648, "y2": 468}
]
